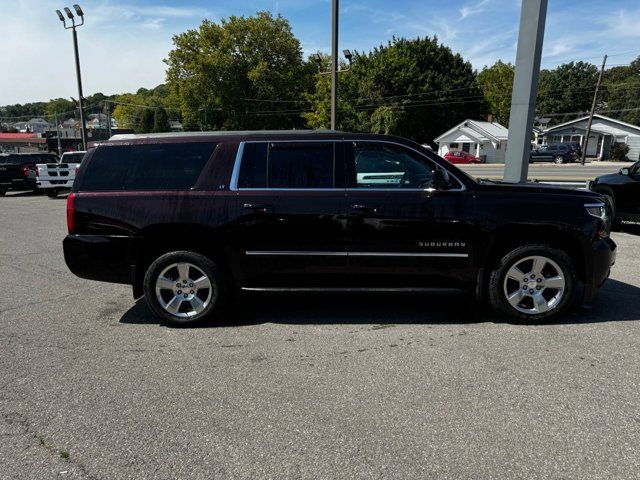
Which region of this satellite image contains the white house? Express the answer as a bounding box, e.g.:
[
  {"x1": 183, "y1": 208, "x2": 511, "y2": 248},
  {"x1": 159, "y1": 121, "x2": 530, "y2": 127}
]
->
[
  {"x1": 434, "y1": 119, "x2": 509, "y2": 164},
  {"x1": 543, "y1": 114, "x2": 640, "y2": 161}
]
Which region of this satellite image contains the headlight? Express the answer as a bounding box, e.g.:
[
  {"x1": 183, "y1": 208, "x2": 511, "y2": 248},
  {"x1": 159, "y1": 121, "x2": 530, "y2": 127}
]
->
[
  {"x1": 585, "y1": 203, "x2": 607, "y2": 220},
  {"x1": 585, "y1": 202, "x2": 610, "y2": 238}
]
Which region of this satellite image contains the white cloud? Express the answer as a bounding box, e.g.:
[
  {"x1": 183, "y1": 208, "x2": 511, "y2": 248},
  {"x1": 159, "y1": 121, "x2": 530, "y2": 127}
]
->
[
  {"x1": 459, "y1": 0, "x2": 490, "y2": 19},
  {"x1": 0, "y1": 0, "x2": 213, "y2": 105},
  {"x1": 600, "y1": 8, "x2": 640, "y2": 38}
]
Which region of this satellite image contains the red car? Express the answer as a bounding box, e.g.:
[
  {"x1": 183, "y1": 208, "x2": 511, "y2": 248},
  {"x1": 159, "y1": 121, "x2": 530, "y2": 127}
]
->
[{"x1": 444, "y1": 151, "x2": 483, "y2": 164}]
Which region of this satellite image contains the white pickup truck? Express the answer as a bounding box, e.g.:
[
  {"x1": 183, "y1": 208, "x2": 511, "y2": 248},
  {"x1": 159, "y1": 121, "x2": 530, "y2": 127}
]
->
[{"x1": 36, "y1": 151, "x2": 86, "y2": 198}]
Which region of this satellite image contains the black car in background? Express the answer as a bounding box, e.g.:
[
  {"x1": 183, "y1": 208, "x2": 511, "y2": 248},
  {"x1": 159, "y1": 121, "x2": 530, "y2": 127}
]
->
[
  {"x1": 63, "y1": 131, "x2": 615, "y2": 326},
  {"x1": 0, "y1": 152, "x2": 57, "y2": 195},
  {"x1": 564, "y1": 142, "x2": 583, "y2": 158},
  {"x1": 530, "y1": 144, "x2": 577, "y2": 164},
  {"x1": 591, "y1": 161, "x2": 640, "y2": 228}
]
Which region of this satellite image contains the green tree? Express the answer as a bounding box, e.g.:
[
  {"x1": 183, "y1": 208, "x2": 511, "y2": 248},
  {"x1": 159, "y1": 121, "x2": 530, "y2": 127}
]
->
[
  {"x1": 477, "y1": 61, "x2": 514, "y2": 125},
  {"x1": 138, "y1": 108, "x2": 154, "y2": 133},
  {"x1": 165, "y1": 11, "x2": 313, "y2": 131},
  {"x1": 603, "y1": 56, "x2": 640, "y2": 126},
  {"x1": 45, "y1": 98, "x2": 75, "y2": 119},
  {"x1": 537, "y1": 61, "x2": 599, "y2": 122},
  {"x1": 304, "y1": 36, "x2": 485, "y2": 144},
  {"x1": 153, "y1": 107, "x2": 170, "y2": 132},
  {"x1": 112, "y1": 93, "x2": 147, "y2": 130}
]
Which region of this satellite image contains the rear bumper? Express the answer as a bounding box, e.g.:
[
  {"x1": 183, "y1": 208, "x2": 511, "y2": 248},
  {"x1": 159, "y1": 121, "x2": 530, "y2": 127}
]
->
[
  {"x1": 0, "y1": 178, "x2": 37, "y2": 190},
  {"x1": 583, "y1": 237, "x2": 616, "y2": 304},
  {"x1": 37, "y1": 179, "x2": 73, "y2": 189},
  {"x1": 63, "y1": 235, "x2": 137, "y2": 285}
]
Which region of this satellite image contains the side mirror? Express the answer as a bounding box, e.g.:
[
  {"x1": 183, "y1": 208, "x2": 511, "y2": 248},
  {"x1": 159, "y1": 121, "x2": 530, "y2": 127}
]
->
[
  {"x1": 620, "y1": 167, "x2": 630, "y2": 176},
  {"x1": 432, "y1": 169, "x2": 451, "y2": 190}
]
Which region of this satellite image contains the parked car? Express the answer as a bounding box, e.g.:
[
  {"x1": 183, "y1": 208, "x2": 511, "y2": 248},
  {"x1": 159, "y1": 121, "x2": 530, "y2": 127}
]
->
[
  {"x1": 443, "y1": 150, "x2": 483, "y2": 164},
  {"x1": 37, "y1": 151, "x2": 86, "y2": 198},
  {"x1": 0, "y1": 152, "x2": 57, "y2": 195},
  {"x1": 530, "y1": 144, "x2": 577, "y2": 164},
  {"x1": 590, "y1": 160, "x2": 640, "y2": 228},
  {"x1": 562, "y1": 142, "x2": 583, "y2": 158},
  {"x1": 64, "y1": 131, "x2": 616, "y2": 326}
]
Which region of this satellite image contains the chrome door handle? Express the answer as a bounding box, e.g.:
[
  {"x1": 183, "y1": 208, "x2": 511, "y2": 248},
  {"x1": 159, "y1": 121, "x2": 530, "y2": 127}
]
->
[
  {"x1": 243, "y1": 203, "x2": 272, "y2": 213},
  {"x1": 351, "y1": 204, "x2": 378, "y2": 213}
]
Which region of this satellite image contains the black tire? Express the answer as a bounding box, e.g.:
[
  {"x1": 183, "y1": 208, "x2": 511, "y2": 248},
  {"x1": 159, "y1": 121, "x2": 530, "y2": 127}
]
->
[
  {"x1": 0, "y1": 188, "x2": 5, "y2": 196},
  {"x1": 143, "y1": 250, "x2": 228, "y2": 326},
  {"x1": 554, "y1": 155, "x2": 565, "y2": 164},
  {"x1": 488, "y1": 244, "x2": 578, "y2": 323},
  {"x1": 45, "y1": 189, "x2": 58, "y2": 198}
]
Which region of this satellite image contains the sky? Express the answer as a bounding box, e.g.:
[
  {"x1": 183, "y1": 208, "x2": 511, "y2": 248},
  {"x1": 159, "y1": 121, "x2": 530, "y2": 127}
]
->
[{"x1": 1, "y1": 0, "x2": 640, "y2": 105}]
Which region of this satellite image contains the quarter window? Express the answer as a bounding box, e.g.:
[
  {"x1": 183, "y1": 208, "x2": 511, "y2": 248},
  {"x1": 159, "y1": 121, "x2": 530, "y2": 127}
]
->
[{"x1": 79, "y1": 142, "x2": 217, "y2": 191}]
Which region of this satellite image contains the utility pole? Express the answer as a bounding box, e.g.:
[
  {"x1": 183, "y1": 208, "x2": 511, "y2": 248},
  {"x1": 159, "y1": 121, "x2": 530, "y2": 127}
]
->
[
  {"x1": 330, "y1": 0, "x2": 339, "y2": 130},
  {"x1": 106, "y1": 102, "x2": 113, "y2": 138},
  {"x1": 581, "y1": 54, "x2": 607, "y2": 165},
  {"x1": 503, "y1": 0, "x2": 548, "y2": 183},
  {"x1": 54, "y1": 112, "x2": 62, "y2": 156},
  {"x1": 56, "y1": 6, "x2": 88, "y2": 150}
]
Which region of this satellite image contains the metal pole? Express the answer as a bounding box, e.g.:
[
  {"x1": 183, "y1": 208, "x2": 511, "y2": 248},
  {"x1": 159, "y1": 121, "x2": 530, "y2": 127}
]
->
[
  {"x1": 503, "y1": 0, "x2": 548, "y2": 183},
  {"x1": 106, "y1": 102, "x2": 113, "y2": 138},
  {"x1": 581, "y1": 55, "x2": 607, "y2": 165},
  {"x1": 55, "y1": 112, "x2": 62, "y2": 156},
  {"x1": 330, "y1": 0, "x2": 339, "y2": 130},
  {"x1": 71, "y1": 26, "x2": 88, "y2": 150}
]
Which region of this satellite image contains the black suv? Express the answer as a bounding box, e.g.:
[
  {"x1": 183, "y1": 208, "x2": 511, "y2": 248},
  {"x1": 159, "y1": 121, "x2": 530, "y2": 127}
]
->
[
  {"x1": 64, "y1": 131, "x2": 616, "y2": 325},
  {"x1": 530, "y1": 144, "x2": 577, "y2": 164},
  {"x1": 591, "y1": 160, "x2": 640, "y2": 228},
  {"x1": 0, "y1": 152, "x2": 57, "y2": 194}
]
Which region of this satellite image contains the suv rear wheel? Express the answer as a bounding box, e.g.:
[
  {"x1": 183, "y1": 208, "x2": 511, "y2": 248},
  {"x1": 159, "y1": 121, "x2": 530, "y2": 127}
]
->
[
  {"x1": 488, "y1": 244, "x2": 578, "y2": 322},
  {"x1": 143, "y1": 251, "x2": 227, "y2": 326},
  {"x1": 554, "y1": 155, "x2": 565, "y2": 164}
]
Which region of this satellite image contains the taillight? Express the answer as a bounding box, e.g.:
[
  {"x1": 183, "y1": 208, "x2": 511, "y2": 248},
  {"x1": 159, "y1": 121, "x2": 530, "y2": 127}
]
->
[
  {"x1": 67, "y1": 193, "x2": 76, "y2": 234},
  {"x1": 22, "y1": 165, "x2": 30, "y2": 177},
  {"x1": 74, "y1": 166, "x2": 79, "y2": 176}
]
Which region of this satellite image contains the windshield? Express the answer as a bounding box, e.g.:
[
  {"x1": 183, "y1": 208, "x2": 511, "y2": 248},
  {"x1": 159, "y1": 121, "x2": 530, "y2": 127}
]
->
[{"x1": 61, "y1": 152, "x2": 86, "y2": 163}]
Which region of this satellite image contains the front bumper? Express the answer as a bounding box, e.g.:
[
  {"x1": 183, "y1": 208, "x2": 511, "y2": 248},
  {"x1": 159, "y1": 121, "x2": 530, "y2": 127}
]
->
[{"x1": 583, "y1": 237, "x2": 616, "y2": 304}]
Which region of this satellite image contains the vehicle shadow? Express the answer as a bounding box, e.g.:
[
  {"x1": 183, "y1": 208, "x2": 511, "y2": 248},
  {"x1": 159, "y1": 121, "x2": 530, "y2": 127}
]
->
[
  {"x1": 1, "y1": 190, "x2": 43, "y2": 198},
  {"x1": 120, "y1": 291, "x2": 481, "y2": 328},
  {"x1": 119, "y1": 279, "x2": 640, "y2": 328}
]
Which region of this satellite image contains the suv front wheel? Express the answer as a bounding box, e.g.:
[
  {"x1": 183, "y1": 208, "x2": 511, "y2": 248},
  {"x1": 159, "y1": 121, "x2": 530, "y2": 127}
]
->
[
  {"x1": 488, "y1": 244, "x2": 578, "y2": 322},
  {"x1": 143, "y1": 251, "x2": 227, "y2": 326}
]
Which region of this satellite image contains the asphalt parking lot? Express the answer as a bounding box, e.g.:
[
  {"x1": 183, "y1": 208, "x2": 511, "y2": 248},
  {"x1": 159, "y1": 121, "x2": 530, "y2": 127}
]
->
[{"x1": 1, "y1": 191, "x2": 640, "y2": 479}]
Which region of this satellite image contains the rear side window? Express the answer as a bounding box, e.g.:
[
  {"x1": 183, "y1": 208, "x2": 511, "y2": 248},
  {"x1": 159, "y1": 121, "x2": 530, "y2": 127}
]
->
[
  {"x1": 269, "y1": 143, "x2": 334, "y2": 188},
  {"x1": 237, "y1": 142, "x2": 335, "y2": 189},
  {"x1": 79, "y1": 142, "x2": 217, "y2": 191},
  {"x1": 238, "y1": 143, "x2": 268, "y2": 188}
]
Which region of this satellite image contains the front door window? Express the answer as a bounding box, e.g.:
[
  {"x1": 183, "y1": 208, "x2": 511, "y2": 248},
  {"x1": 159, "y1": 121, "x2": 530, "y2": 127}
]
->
[{"x1": 353, "y1": 143, "x2": 434, "y2": 189}]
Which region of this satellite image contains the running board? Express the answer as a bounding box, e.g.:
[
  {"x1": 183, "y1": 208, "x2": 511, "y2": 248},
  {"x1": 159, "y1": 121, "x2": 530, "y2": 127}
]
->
[{"x1": 240, "y1": 287, "x2": 467, "y2": 294}]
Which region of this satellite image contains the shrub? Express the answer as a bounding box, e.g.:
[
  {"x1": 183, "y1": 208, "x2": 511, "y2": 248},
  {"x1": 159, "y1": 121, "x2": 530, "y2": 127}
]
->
[{"x1": 610, "y1": 142, "x2": 630, "y2": 162}]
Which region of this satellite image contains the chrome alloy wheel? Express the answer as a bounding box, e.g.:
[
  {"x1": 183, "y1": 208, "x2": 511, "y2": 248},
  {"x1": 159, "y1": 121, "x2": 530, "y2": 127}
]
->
[
  {"x1": 155, "y1": 262, "x2": 213, "y2": 318},
  {"x1": 502, "y1": 255, "x2": 566, "y2": 315}
]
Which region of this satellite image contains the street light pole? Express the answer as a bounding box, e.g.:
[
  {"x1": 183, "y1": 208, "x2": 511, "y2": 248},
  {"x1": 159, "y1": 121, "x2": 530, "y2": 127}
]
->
[
  {"x1": 56, "y1": 5, "x2": 88, "y2": 151},
  {"x1": 330, "y1": 0, "x2": 339, "y2": 130}
]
